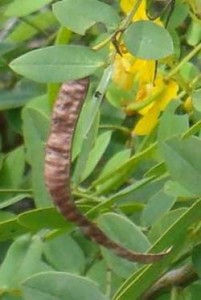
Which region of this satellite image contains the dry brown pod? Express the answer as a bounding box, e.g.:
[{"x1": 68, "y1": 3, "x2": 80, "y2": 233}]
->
[{"x1": 44, "y1": 77, "x2": 171, "y2": 264}]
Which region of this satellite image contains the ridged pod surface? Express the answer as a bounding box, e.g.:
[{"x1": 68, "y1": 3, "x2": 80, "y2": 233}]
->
[{"x1": 44, "y1": 78, "x2": 170, "y2": 264}]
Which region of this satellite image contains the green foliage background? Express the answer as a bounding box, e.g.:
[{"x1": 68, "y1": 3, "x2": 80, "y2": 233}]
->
[{"x1": 0, "y1": 0, "x2": 201, "y2": 299}]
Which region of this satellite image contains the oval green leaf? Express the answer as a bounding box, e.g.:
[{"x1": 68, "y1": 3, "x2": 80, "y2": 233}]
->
[
  {"x1": 98, "y1": 213, "x2": 150, "y2": 253},
  {"x1": 10, "y1": 45, "x2": 104, "y2": 83},
  {"x1": 123, "y1": 21, "x2": 174, "y2": 60},
  {"x1": 53, "y1": 0, "x2": 119, "y2": 35},
  {"x1": 192, "y1": 88, "x2": 201, "y2": 112},
  {"x1": 5, "y1": 0, "x2": 52, "y2": 17},
  {"x1": 160, "y1": 136, "x2": 201, "y2": 196},
  {"x1": 22, "y1": 272, "x2": 108, "y2": 300},
  {"x1": 0, "y1": 235, "x2": 43, "y2": 289},
  {"x1": 44, "y1": 234, "x2": 85, "y2": 274}
]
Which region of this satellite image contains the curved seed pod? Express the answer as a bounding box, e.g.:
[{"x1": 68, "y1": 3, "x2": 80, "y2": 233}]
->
[{"x1": 44, "y1": 78, "x2": 170, "y2": 264}]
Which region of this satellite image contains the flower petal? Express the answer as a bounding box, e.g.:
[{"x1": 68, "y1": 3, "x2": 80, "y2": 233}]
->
[
  {"x1": 120, "y1": 0, "x2": 147, "y2": 20},
  {"x1": 159, "y1": 80, "x2": 179, "y2": 111},
  {"x1": 133, "y1": 104, "x2": 160, "y2": 135}
]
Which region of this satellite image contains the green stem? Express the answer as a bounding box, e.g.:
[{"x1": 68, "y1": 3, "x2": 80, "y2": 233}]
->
[
  {"x1": 178, "y1": 74, "x2": 201, "y2": 98},
  {"x1": 72, "y1": 191, "x2": 101, "y2": 203},
  {"x1": 0, "y1": 189, "x2": 33, "y2": 193},
  {"x1": 55, "y1": 26, "x2": 72, "y2": 45},
  {"x1": 99, "y1": 124, "x2": 131, "y2": 135},
  {"x1": 167, "y1": 42, "x2": 201, "y2": 79},
  {"x1": 120, "y1": 0, "x2": 143, "y2": 30},
  {"x1": 170, "y1": 287, "x2": 179, "y2": 300},
  {"x1": 92, "y1": 0, "x2": 142, "y2": 52},
  {"x1": 126, "y1": 87, "x2": 164, "y2": 111}
]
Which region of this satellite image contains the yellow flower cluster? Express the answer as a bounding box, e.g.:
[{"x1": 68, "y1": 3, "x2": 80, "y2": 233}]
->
[{"x1": 112, "y1": 0, "x2": 179, "y2": 135}]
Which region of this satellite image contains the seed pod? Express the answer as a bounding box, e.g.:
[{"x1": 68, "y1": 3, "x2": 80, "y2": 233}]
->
[{"x1": 44, "y1": 78, "x2": 170, "y2": 264}]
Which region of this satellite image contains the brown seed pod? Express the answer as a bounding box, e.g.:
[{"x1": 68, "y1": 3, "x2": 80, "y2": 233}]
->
[{"x1": 44, "y1": 78, "x2": 170, "y2": 264}]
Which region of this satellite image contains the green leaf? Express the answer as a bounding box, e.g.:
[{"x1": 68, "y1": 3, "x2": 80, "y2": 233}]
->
[
  {"x1": 97, "y1": 149, "x2": 131, "y2": 181},
  {"x1": 72, "y1": 112, "x2": 100, "y2": 185},
  {"x1": 0, "y1": 235, "x2": 43, "y2": 289},
  {"x1": 0, "y1": 42, "x2": 17, "y2": 55},
  {"x1": 18, "y1": 207, "x2": 70, "y2": 231},
  {"x1": 0, "y1": 146, "x2": 25, "y2": 188},
  {"x1": 179, "y1": 61, "x2": 199, "y2": 83},
  {"x1": 22, "y1": 272, "x2": 108, "y2": 300},
  {"x1": 192, "y1": 88, "x2": 201, "y2": 112},
  {"x1": 0, "y1": 81, "x2": 45, "y2": 110},
  {"x1": 44, "y1": 234, "x2": 85, "y2": 274},
  {"x1": 7, "y1": 11, "x2": 56, "y2": 42},
  {"x1": 158, "y1": 101, "x2": 189, "y2": 141},
  {"x1": 0, "y1": 194, "x2": 31, "y2": 209},
  {"x1": 187, "y1": 19, "x2": 201, "y2": 46},
  {"x1": 53, "y1": 0, "x2": 119, "y2": 35},
  {"x1": 141, "y1": 190, "x2": 176, "y2": 227},
  {"x1": 123, "y1": 21, "x2": 174, "y2": 60},
  {"x1": 144, "y1": 162, "x2": 167, "y2": 178},
  {"x1": 10, "y1": 45, "x2": 105, "y2": 83},
  {"x1": 22, "y1": 96, "x2": 52, "y2": 207},
  {"x1": 148, "y1": 208, "x2": 187, "y2": 243},
  {"x1": 81, "y1": 131, "x2": 112, "y2": 181},
  {"x1": 167, "y1": 0, "x2": 189, "y2": 29},
  {"x1": 5, "y1": 0, "x2": 52, "y2": 17},
  {"x1": 160, "y1": 136, "x2": 201, "y2": 196},
  {"x1": 114, "y1": 199, "x2": 201, "y2": 300},
  {"x1": 97, "y1": 213, "x2": 150, "y2": 279},
  {"x1": 87, "y1": 177, "x2": 152, "y2": 219},
  {"x1": 187, "y1": 284, "x2": 201, "y2": 299},
  {"x1": 72, "y1": 95, "x2": 98, "y2": 161},
  {"x1": 93, "y1": 143, "x2": 156, "y2": 194},
  {"x1": 98, "y1": 213, "x2": 150, "y2": 252},
  {"x1": 87, "y1": 260, "x2": 122, "y2": 296},
  {"x1": 192, "y1": 244, "x2": 201, "y2": 278},
  {"x1": 1, "y1": 294, "x2": 22, "y2": 300},
  {"x1": 182, "y1": 120, "x2": 201, "y2": 139},
  {"x1": 0, "y1": 218, "x2": 28, "y2": 241},
  {"x1": 164, "y1": 180, "x2": 194, "y2": 198},
  {"x1": 0, "y1": 211, "x2": 15, "y2": 222}
]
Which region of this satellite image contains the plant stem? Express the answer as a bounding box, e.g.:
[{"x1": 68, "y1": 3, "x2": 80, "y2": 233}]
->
[
  {"x1": 0, "y1": 189, "x2": 33, "y2": 193},
  {"x1": 142, "y1": 264, "x2": 198, "y2": 299},
  {"x1": 120, "y1": 0, "x2": 143, "y2": 30},
  {"x1": 126, "y1": 87, "x2": 164, "y2": 111},
  {"x1": 167, "y1": 43, "x2": 201, "y2": 79},
  {"x1": 178, "y1": 74, "x2": 201, "y2": 98},
  {"x1": 99, "y1": 124, "x2": 131, "y2": 135},
  {"x1": 170, "y1": 287, "x2": 179, "y2": 300},
  {"x1": 72, "y1": 190, "x2": 101, "y2": 203}
]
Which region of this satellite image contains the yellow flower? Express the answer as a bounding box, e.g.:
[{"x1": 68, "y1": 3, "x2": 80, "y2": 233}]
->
[
  {"x1": 112, "y1": 52, "x2": 135, "y2": 90},
  {"x1": 183, "y1": 96, "x2": 193, "y2": 112},
  {"x1": 112, "y1": 52, "x2": 179, "y2": 135},
  {"x1": 111, "y1": 0, "x2": 177, "y2": 135},
  {"x1": 130, "y1": 58, "x2": 156, "y2": 83},
  {"x1": 120, "y1": 0, "x2": 147, "y2": 21},
  {"x1": 120, "y1": 0, "x2": 163, "y2": 25},
  {"x1": 112, "y1": 51, "x2": 155, "y2": 90},
  {"x1": 132, "y1": 76, "x2": 179, "y2": 135}
]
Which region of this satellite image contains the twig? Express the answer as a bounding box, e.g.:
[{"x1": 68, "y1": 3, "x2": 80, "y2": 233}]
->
[
  {"x1": 142, "y1": 264, "x2": 198, "y2": 300},
  {"x1": 0, "y1": 18, "x2": 17, "y2": 41}
]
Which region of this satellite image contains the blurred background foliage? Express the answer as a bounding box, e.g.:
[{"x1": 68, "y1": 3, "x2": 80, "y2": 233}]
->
[{"x1": 0, "y1": 0, "x2": 201, "y2": 299}]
